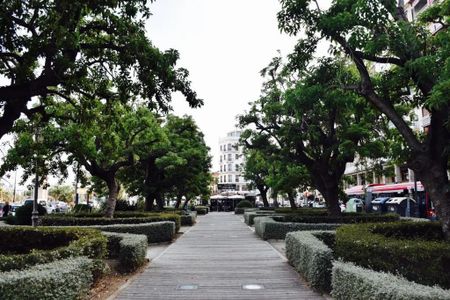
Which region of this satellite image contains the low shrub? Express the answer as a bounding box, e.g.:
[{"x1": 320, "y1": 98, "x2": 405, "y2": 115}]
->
[
  {"x1": 274, "y1": 208, "x2": 328, "y2": 215},
  {"x1": 332, "y1": 261, "x2": 450, "y2": 300},
  {"x1": 91, "y1": 221, "x2": 175, "y2": 243},
  {"x1": 243, "y1": 211, "x2": 275, "y2": 226},
  {"x1": 41, "y1": 213, "x2": 181, "y2": 232},
  {"x1": 234, "y1": 207, "x2": 259, "y2": 214},
  {"x1": 283, "y1": 213, "x2": 400, "y2": 224},
  {"x1": 194, "y1": 206, "x2": 209, "y2": 215},
  {"x1": 103, "y1": 232, "x2": 148, "y2": 273},
  {"x1": 114, "y1": 199, "x2": 138, "y2": 211},
  {"x1": 13, "y1": 202, "x2": 47, "y2": 225},
  {"x1": 254, "y1": 217, "x2": 340, "y2": 240},
  {"x1": 0, "y1": 226, "x2": 107, "y2": 272},
  {"x1": 0, "y1": 257, "x2": 94, "y2": 300},
  {"x1": 180, "y1": 211, "x2": 197, "y2": 226},
  {"x1": 335, "y1": 222, "x2": 450, "y2": 289},
  {"x1": 236, "y1": 200, "x2": 253, "y2": 208},
  {"x1": 286, "y1": 231, "x2": 335, "y2": 293},
  {"x1": 72, "y1": 204, "x2": 92, "y2": 213}
]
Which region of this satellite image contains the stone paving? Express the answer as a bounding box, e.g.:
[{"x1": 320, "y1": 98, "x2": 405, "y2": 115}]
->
[{"x1": 114, "y1": 212, "x2": 324, "y2": 300}]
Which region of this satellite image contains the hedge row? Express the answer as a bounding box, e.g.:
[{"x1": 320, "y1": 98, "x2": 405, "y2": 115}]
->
[
  {"x1": 42, "y1": 213, "x2": 181, "y2": 232},
  {"x1": 180, "y1": 212, "x2": 197, "y2": 226},
  {"x1": 235, "y1": 207, "x2": 259, "y2": 215},
  {"x1": 274, "y1": 208, "x2": 328, "y2": 215},
  {"x1": 243, "y1": 211, "x2": 276, "y2": 226},
  {"x1": 283, "y1": 213, "x2": 400, "y2": 224},
  {"x1": 332, "y1": 261, "x2": 450, "y2": 300},
  {"x1": 90, "y1": 221, "x2": 175, "y2": 244},
  {"x1": 0, "y1": 257, "x2": 95, "y2": 300},
  {"x1": 335, "y1": 222, "x2": 450, "y2": 288},
  {"x1": 0, "y1": 227, "x2": 107, "y2": 272},
  {"x1": 286, "y1": 231, "x2": 335, "y2": 293},
  {"x1": 254, "y1": 217, "x2": 340, "y2": 240},
  {"x1": 194, "y1": 206, "x2": 209, "y2": 215},
  {"x1": 103, "y1": 232, "x2": 148, "y2": 273}
]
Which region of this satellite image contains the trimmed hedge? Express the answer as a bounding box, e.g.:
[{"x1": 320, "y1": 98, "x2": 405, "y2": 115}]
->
[
  {"x1": 243, "y1": 211, "x2": 275, "y2": 226},
  {"x1": 332, "y1": 261, "x2": 450, "y2": 300},
  {"x1": 0, "y1": 226, "x2": 107, "y2": 272},
  {"x1": 235, "y1": 207, "x2": 259, "y2": 215},
  {"x1": 274, "y1": 208, "x2": 328, "y2": 215},
  {"x1": 91, "y1": 221, "x2": 175, "y2": 244},
  {"x1": 194, "y1": 206, "x2": 209, "y2": 215},
  {"x1": 254, "y1": 217, "x2": 340, "y2": 240},
  {"x1": 335, "y1": 222, "x2": 450, "y2": 289},
  {"x1": 286, "y1": 231, "x2": 335, "y2": 293},
  {"x1": 283, "y1": 213, "x2": 400, "y2": 224},
  {"x1": 0, "y1": 257, "x2": 95, "y2": 300},
  {"x1": 42, "y1": 213, "x2": 181, "y2": 232},
  {"x1": 180, "y1": 211, "x2": 197, "y2": 226},
  {"x1": 103, "y1": 232, "x2": 148, "y2": 273},
  {"x1": 236, "y1": 200, "x2": 253, "y2": 208}
]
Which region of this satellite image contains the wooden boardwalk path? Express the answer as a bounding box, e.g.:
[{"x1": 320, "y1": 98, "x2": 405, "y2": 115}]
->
[{"x1": 115, "y1": 212, "x2": 324, "y2": 300}]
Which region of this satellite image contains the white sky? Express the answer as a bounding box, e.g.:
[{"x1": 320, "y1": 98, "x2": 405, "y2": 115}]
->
[{"x1": 146, "y1": 0, "x2": 299, "y2": 170}]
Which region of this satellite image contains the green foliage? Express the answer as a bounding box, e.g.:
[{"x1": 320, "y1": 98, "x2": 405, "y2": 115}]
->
[
  {"x1": 0, "y1": 227, "x2": 106, "y2": 272},
  {"x1": 41, "y1": 213, "x2": 181, "y2": 232},
  {"x1": 180, "y1": 212, "x2": 197, "y2": 226},
  {"x1": 114, "y1": 199, "x2": 138, "y2": 211},
  {"x1": 72, "y1": 204, "x2": 92, "y2": 213},
  {"x1": 194, "y1": 206, "x2": 208, "y2": 215},
  {"x1": 283, "y1": 213, "x2": 400, "y2": 223},
  {"x1": 236, "y1": 200, "x2": 253, "y2": 208},
  {"x1": 286, "y1": 231, "x2": 335, "y2": 292},
  {"x1": 274, "y1": 208, "x2": 328, "y2": 215},
  {"x1": 14, "y1": 202, "x2": 47, "y2": 225},
  {"x1": 0, "y1": 257, "x2": 95, "y2": 300},
  {"x1": 243, "y1": 211, "x2": 276, "y2": 226},
  {"x1": 254, "y1": 216, "x2": 340, "y2": 240},
  {"x1": 103, "y1": 232, "x2": 148, "y2": 273},
  {"x1": 335, "y1": 222, "x2": 450, "y2": 288},
  {"x1": 91, "y1": 222, "x2": 175, "y2": 244},
  {"x1": 332, "y1": 261, "x2": 450, "y2": 300},
  {"x1": 48, "y1": 185, "x2": 73, "y2": 203}
]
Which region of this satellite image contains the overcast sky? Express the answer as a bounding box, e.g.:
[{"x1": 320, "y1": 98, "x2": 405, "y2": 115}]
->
[{"x1": 146, "y1": 0, "x2": 299, "y2": 170}]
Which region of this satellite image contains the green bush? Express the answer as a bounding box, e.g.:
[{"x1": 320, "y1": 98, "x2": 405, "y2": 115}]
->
[
  {"x1": 286, "y1": 231, "x2": 335, "y2": 293},
  {"x1": 0, "y1": 257, "x2": 94, "y2": 300},
  {"x1": 274, "y1": 208, "x2": 328, "y2": 215},
  {"x1": 332, "y1": 261, "x2": 450, "y2": 300},
  {"x1": 114, "y1": 199, "x2": 138, "y2": 211},
  {"x1": 335, "y1": 222, "x2": 450, "y2": 289},
  {"x1": 91, "y1": 221, "x2": 175, "y2": 243},
  {"x1": 195, "y1": 206, "x2": 209, "y2": 215},
  {"x1": 13, "y1": 202, "x2": 47, "y2": 225},
  {"x1": 103, "y1": 232, "x2": 148, "y2": 273},
  {"x1": 254, "y1": 217, "x2": 340, "y2": 240},
  {"x1": 41, "y1": 213, "x2": 181, "y2": 232},
  {"x1": 234, "y1": 207, "x2": 259, "y2": 214},
  {"x1": 243, "y1": 211, "x2": 275, "y2": 225},
  {"x1": 72, "y1": 204, "x2": 92, "y2": 213},
  {"x1": 0, "y1": 226, "x2": 107, "y2": 272},
  {"x1": 283, "y1": 213, "x2": 400, "y2": 224},
  {"x1": 236, "y1": 200, "x2": 253, "y2": 208},
  {"x1": 179, "y1": 211, "x2": 197, "y2": 226}
]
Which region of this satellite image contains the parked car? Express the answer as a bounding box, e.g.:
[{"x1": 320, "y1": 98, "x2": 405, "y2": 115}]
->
[
  {"x1": 9, "y1": 203, "x2": 21, "y2": 216},
  {"x1": 345, "y1": 198, "x2": 364, "y2": 213}
]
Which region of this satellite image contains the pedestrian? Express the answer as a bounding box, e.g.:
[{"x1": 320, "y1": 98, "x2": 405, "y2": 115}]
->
[{"x1": 2, "y1": 201, "x2": 11, "y2": 217}]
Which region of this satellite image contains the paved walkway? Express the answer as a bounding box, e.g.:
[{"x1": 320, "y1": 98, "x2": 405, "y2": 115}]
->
[{"x1": 115, "y1": 213, "x2": 324, "y2": 300}]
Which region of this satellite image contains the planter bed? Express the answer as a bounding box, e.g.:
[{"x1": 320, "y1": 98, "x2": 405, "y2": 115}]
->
[
  {"x1": 103, "y1": 232, "x2": 148, "y2": 273},
  {"x1": 243, "y1": 211, "x2": 276, "y2": 225},
  {"x1": 255, "y1": 216, "x2": 340, "y2": 240},
  {"x1": 286, "y1": 230, "x2": 335, "y2": 293}
]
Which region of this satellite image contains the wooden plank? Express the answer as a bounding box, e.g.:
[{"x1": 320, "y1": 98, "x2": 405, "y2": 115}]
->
[{"x1": 114, "y1": 213, "x2": 324, "y2": 300}]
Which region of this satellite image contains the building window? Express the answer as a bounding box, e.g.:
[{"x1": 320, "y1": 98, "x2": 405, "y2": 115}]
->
[
  {"x1": 219, "y1": 177, "x2": 222, "y2": 183},
  {"x1": 228, "y1": 175, "x2": 232, "y2": 182},
  {"x1": 228, "y1": 153, "x2": 232, "y2": 161},
  {"x1": 235, "y1": 154, "x2": 239, "y2": 159},
  {"x1": 223, "y1": 175, "x2": 226, "y2": 183},
  {"x1": 227, "y1": 143, "x2": 232, "y2": 151},
  {"x1": 235, "y1": 164, "x2": 239, "y2": 172},
  {"x1": 236, "y1": 175, "x2": 239, "y2": 182},
  {"x1": 224, "y1": 165, "x2": 226, "y2": 172},
  {"x1": 414, "y1": 0, "x2": 428, "y2": 15},
  {"x1": 228, "y1": 164, "x2": 232, "y2": 171},
  {"x1": 220, "y1": 165, "x2": 222, "y2": 172},
  {"x1": 220, "y1": 145, "x2": 222, "y2": 151}
]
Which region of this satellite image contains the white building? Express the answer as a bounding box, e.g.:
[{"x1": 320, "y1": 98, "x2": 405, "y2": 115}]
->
[{"x1": 217, "y1": 130, "x2": 249, "y2": 193}]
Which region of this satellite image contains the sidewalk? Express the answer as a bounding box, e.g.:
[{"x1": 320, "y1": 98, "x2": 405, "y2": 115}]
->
[{"x1": 114, "y1": 213, "x2": 323, "y2": 300}]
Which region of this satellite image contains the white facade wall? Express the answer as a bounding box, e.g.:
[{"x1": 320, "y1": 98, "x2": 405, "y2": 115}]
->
[{"x1": 217, "y1": 130, "x2": 249, "y2": 192}]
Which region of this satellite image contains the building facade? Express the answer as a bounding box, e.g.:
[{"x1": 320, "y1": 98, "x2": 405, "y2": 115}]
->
[{"x1": 217, "y1": 130, "x2": 249, "y2": 193}]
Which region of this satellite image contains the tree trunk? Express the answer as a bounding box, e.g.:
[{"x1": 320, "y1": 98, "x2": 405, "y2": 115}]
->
[
  {"x1": 104, "y1": 178, "x2": 119, "y2": 218},
  {"x1": 272, "y1": 192, "x2": 279, "y2": 208},
  {"x1": 156, "y1": 193, "x2": 164, "y2": 211},
  {"x1": 260, "y1": 189, "x2": 270, "y2": 207},
  {"x1": 410, "y1": 154, "x2": 450, "y2": 240},
  {"x1": 182, "y1": 198, "x2": 190, "y2": 209},
  {"x1": 145, "y1": 193, "x2": 154, "y2": 211},
  {"x1": 287, "y1": 191, "x2": 297, "y2": 210},
  {"x1": 314, "y1": 176, "x2": 341, "y2": 217},
  {"x1": 174, "y1": 194, "x2": 183, "y2": 209}
]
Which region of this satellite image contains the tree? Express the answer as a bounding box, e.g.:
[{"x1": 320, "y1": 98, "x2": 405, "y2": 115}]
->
[
  {"x1": 0, "y1": 0, "x2": 202, "y2": 139},
  {"x1": 278, "y1": 0, "x2": 450, "y2": 237},
  {"x1": 48, "y1": 185, "x2": 73, "y2": 203},
  {"x1": 242, "y1": 149, "x2": 271, "y2": 207},
  {"x1": 121, "y1": 115, "x2": 211, "y2": 210},
  {"x1": 240, "y1": 58, "x2": 384, "y2": 216}
]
